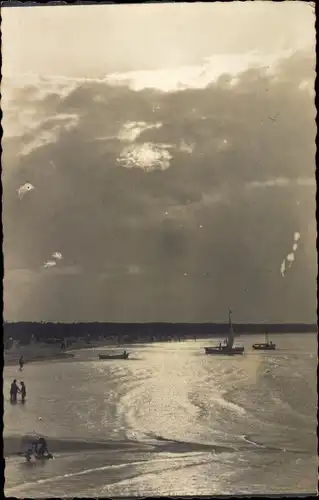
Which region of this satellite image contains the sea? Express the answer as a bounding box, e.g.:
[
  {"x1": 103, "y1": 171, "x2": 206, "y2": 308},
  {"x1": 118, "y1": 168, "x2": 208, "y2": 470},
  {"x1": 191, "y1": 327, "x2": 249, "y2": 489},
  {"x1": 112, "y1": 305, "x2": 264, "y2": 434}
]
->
[{"x1": 4, "y1": 334, "x2": 318, "y2": 497}]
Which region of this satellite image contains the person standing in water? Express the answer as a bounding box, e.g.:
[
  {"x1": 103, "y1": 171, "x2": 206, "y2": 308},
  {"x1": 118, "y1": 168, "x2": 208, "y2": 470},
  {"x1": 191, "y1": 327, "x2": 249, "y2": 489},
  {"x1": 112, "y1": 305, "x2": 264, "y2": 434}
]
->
[
  {"x1": 34, "y1": 437, "x2": 49, "y2": 457},
  {"x1": 19, "y1": 356, "x2": 24, "y2": 371},
  {"x1": 20, "y1": 381, "x2": 26, "y2": 403},
  {"x1": 10, "y1": 379, "x2": 20, "y2": 403}
]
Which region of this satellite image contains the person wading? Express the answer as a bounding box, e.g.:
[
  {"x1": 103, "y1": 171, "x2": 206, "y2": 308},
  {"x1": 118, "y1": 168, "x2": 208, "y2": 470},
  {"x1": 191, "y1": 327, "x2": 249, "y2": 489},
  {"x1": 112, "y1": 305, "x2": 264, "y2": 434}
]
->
[
  {"x1": 10, "y1": 379, "x2": 20, "y2": 403},
  {"x1": 19, "y1": 356, "x2": 24, "y2": 371},
  {"x1": 20, "y1": 381, "x2": 26, "y2": 403}
]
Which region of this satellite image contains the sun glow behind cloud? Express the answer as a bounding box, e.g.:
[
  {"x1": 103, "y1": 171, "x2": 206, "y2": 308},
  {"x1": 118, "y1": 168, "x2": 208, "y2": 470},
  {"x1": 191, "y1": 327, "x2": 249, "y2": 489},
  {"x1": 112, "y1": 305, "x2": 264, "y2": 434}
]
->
[
  {"x1": 103, "y1": 49, "x2": 296, "y2": 92},
  {"x1": 118, "y1": 121, "x2": 162, "y2": 142}
]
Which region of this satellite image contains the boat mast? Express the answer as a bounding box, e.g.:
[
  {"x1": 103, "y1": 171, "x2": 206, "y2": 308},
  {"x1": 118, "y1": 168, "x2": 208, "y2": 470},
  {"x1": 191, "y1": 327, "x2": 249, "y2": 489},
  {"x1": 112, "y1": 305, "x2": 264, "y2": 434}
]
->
[{"x1": 227, "y1": 309, "x2": 234, "y2": 349}]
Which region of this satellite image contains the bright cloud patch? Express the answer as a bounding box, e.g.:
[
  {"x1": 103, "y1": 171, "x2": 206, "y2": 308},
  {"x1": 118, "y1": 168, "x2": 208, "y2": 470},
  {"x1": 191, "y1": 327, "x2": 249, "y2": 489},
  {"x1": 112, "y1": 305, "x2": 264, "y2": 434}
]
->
[
  {"x1": 52, "y1": 252, "x2": 63, "y2": 260},
  {"x1": 43, "y1": 260, "x2": 57, "y2": 269},
  {"x1": 19, "y1": 114, "x2": 79, "y2": 156},
  {"x1": 2, "y1": 75, "x2": 78, "y2": 138},
  {"x1": 104, "y1": 49, "x2": 295, "y2": 92},
  {"x1": 117, "y1": 142, "x2": 172, "y2": 172},
  {"x1": 180, "y1": 140, "x2": 194, "y2": 154},
  {"x1": 52, "y1": 114, "x2": 79, "y2": 132},
  {"x1": 20, "y1": 130, "x2": 58, "y2": 156},
  {"x1": 118, "y1": 121, "x2": 162, "y2": 142}
]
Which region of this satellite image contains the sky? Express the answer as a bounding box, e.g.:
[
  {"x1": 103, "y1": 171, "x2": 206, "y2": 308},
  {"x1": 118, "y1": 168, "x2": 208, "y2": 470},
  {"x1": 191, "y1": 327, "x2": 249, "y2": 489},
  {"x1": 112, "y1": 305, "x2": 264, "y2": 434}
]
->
[
  {"x1": 2, "y1": 2, "x2": 315, "y2": 78},
  {"x1": 2, "y1": 2, "x2": 317, "y2": 322}
]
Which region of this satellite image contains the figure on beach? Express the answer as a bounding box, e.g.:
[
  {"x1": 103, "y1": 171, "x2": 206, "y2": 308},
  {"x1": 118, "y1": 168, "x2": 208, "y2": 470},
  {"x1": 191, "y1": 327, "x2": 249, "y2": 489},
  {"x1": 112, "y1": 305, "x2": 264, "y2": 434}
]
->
[
  {"x1": 19, "y1": 356, "x2": 24, "y2": 371},
  {"x1": 10, "y1": 379, "x2": 20, "y2": 403},
  {"x1": 20, "y1": 381, "x2": 26, "y2": 403},
  {"x1": 31, "y1": 437, "x2": 49, "y2": 457}
]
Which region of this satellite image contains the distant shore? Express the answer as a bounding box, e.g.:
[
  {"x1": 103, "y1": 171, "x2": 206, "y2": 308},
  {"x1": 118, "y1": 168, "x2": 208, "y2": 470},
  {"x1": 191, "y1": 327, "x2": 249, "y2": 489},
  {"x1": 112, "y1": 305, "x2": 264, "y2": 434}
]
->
[{"x1": 4, "y1": 322, "x2": 317, "y2": 349}]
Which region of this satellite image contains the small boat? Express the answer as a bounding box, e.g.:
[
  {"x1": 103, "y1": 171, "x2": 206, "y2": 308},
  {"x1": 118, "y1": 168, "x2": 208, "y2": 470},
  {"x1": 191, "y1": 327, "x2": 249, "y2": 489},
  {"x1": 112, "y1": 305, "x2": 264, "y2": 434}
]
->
[
  {"x1": 252, "y1": 333, "x2": 276, "y2": 351},
  {"x1": 99, "y1": 351, "x2": 129, "y2": 360},
  {"x1": 204, "y1": 309, "x2": 245, "y2": 356},
  {"x1": 205, "y1": 345, "x2": 244, "y2": 355}
]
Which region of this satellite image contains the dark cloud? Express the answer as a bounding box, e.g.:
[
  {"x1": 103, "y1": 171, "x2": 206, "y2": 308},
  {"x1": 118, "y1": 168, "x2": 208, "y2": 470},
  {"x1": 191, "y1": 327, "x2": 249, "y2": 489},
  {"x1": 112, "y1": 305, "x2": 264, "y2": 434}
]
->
[{"x1": 3, "y1": 50, "x2": 316, "y2": 322}]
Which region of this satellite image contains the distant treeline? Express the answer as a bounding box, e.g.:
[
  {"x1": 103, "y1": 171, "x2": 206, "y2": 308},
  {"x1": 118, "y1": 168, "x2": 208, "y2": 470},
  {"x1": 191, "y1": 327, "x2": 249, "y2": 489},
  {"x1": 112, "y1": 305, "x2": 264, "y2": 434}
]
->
[{"x1": 3, "y1": 321, "x2": 317, "y2": 344}]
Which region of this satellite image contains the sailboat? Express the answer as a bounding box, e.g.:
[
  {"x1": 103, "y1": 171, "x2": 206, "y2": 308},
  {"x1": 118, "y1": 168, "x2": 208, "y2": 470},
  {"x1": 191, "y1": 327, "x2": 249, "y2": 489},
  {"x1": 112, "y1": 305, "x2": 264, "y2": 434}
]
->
[
  {"x1": 204, "y1": 310, "x2": 245, "y2": 355},
  {"x1": 252, "y1": 332, "x2": 276, "y2": 350}
]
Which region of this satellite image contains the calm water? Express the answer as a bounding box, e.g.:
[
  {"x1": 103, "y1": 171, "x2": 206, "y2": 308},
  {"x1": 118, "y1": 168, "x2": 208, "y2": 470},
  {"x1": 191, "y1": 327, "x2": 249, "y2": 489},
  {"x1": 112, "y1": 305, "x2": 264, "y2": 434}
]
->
[{"x1": 4, "y1": 334, "x2": 317, "y2": 497}]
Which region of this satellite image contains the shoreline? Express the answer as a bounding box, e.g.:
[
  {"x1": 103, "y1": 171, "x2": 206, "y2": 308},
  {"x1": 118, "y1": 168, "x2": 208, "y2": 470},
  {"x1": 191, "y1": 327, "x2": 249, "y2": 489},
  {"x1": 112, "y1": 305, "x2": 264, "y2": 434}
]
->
[
  {"x1": 4, "y1": 351, "x2": 75, "y2": 366},
  {"x1": 3, "y1": 338, "x2": 128, "y2": 366},
  {"x1": 4, "y1": 331, "x2": 316, "y2": 367}
]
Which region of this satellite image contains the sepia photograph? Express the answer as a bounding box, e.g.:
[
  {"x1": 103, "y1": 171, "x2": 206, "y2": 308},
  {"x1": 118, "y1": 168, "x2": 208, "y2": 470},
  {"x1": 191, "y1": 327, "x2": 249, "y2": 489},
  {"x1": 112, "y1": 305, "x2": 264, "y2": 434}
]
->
[{"x1": 2, "y1": 1, "x2": 317, "y2": 497}]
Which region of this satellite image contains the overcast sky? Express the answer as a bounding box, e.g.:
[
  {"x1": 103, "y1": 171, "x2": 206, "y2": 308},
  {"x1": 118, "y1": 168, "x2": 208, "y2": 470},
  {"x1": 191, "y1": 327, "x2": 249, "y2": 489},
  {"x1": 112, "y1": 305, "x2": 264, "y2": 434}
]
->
[
  {"x1": 3, "y1": 2, "x2": 314, "y2": 77},
  {"x1": 2, "y1": 2, "x2": 316, "y2": 323}
]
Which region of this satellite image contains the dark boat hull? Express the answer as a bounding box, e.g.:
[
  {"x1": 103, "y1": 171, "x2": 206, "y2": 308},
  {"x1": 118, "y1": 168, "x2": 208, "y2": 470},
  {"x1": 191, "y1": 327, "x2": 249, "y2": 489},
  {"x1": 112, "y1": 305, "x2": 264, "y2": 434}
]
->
[
  {"x1": 252, "y1": 343, "x2": 276, "y2": 350},
  {"x1": 204, "y1": 346, "x2": 244, "y2": 355},
  {"x1": 99, "y1": 354, "x2": 129, "y2": 360}
]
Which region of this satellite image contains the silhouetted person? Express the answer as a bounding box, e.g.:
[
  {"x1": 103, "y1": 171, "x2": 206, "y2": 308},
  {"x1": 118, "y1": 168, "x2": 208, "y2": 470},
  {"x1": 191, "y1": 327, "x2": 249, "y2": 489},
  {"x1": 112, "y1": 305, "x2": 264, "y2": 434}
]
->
[
  {"x1": 10, "y1": 379, "x2": 20, "y2": 403},
  {"x1": 19, "y1": 356, "x2": 24, "y2": 371},
  {"x1": 37, "y1": 437, "x2": 49, "y2": 457},
  {"x1": 20, "y1": 381, "x2": 26, "y2": 403}
]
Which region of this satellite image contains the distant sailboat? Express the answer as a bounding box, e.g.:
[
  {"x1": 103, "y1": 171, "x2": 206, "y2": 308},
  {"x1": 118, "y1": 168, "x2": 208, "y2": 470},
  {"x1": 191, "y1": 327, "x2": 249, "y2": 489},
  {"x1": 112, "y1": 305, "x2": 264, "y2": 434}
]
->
[
  {"x1": 252, "y1": 332, "x2": 276, "y2": 351},
  {"x1": 204, "y1": 309, "x2": 245, "y2": 355}
]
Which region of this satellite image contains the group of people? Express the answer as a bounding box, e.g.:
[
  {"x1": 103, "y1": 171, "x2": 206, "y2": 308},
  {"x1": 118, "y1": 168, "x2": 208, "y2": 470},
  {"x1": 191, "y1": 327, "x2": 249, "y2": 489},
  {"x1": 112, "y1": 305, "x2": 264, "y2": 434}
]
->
[
  {"x1": 10, "y1": 379, "x2": 26, "y2": 403},
  {"x1": 27, "y1": 437, "x2": 50, "y2": 458},
  {"x1": 9, "y1": 355, "x2": 52, "y2": 460},
  {"x1": 9, "y1": 357, "x2": 26, "y2": 402}
]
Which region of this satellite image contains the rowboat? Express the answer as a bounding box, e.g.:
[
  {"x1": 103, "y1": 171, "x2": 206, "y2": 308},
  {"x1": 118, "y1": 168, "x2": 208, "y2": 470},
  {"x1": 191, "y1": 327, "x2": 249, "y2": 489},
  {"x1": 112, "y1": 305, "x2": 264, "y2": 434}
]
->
[
  {"x1": 98, "y1": 352, "x2": 129, "y2": 360},
  {"x1": 252, "y1": 333, "x2": 276, "y2": 350}
]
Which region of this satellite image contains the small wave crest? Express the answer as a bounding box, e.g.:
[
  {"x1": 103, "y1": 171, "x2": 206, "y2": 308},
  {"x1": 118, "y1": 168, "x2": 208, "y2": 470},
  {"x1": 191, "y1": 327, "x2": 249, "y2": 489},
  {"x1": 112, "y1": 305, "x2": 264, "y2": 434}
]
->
[
  {"x1": 241, "y1": 435, "x2": 312, "y2": 456},
  {"x1": 143, "y1": 433, "x2": 236, "y2": 454}
]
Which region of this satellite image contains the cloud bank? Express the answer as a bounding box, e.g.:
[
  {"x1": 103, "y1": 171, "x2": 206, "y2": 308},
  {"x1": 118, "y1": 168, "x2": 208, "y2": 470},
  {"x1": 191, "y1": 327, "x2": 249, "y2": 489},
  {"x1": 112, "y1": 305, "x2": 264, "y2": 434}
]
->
[{"x1": 2, "y1": 50, "x2": 316, "y2": 322}]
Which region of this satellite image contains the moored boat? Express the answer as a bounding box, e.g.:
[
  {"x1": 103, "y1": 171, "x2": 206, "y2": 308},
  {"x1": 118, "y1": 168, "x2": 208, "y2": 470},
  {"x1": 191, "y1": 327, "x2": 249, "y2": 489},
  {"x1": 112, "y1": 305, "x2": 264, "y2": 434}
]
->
[
  {"x1": 204, "y1": 345, "x2": 244, "y2": 355},
  {"x1": 99, "y1": 351, "x2": 129, "y2": 360},
  {"x1": 204, "y1": 309, "x2": 244, "y2": 356},
  {"x1": 252, "y1": 333, "x2": 276, "y2": 350}
]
